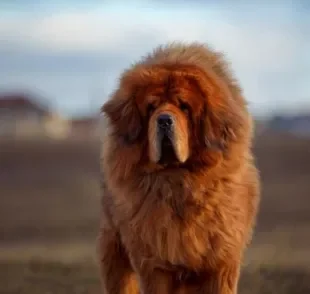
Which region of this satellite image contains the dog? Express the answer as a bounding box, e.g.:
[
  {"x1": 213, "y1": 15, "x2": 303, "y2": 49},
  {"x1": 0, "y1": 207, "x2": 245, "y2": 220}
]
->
[{"x1": 97, "y1": 42, "x2": 260, "y2": 294}]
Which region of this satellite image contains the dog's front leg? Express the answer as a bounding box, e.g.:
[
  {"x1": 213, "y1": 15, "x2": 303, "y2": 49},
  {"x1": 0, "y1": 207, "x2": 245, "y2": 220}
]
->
[
  {"x1": 97, "y1": 229, "x2": 139, "y2": 294},
  {"x1": 198, "y1": 262, "x2": 241, "y2": 294},
  {"x1": 132, "y1": 260, "x2": 174, "y2": 294}
]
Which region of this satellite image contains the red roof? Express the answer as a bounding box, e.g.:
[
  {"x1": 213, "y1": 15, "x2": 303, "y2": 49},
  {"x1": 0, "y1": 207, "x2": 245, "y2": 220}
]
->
[{"x1": 0, "y1": 93, "x2": 49, "y2": 115}]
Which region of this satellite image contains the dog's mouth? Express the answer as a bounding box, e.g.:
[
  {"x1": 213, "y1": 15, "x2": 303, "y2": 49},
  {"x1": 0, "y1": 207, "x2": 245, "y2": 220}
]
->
[{"x1": 158, "y1": 133, "x2": 179, "y2": 165}]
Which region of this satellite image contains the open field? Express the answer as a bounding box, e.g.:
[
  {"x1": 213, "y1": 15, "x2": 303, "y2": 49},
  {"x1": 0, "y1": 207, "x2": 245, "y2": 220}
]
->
[{"x1": 0, "y1": 132, "x2": 310, "y2": 293}]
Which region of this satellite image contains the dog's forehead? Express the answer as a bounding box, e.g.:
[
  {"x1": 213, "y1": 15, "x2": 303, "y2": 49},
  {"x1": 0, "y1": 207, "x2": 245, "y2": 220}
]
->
[{"x1": 136, "y1": 73, "x2": 203, "y2": 105}]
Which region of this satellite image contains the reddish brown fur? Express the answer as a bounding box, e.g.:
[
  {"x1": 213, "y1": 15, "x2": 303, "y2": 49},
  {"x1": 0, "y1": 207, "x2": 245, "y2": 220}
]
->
[{"x1": 97, "y1": 42, "x2": 260, "y2": 294}]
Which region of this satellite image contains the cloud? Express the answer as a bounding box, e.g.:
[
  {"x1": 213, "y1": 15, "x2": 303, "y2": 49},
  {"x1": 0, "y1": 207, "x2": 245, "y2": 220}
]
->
[{"x1": 1, "y1": 7, "x2": 304, "y2": 73}]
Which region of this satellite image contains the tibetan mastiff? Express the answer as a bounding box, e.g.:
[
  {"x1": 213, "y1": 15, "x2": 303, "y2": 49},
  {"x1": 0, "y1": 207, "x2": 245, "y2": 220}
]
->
[{"x1": 97, "y1": 42, "x2": 260, "y2": 294}]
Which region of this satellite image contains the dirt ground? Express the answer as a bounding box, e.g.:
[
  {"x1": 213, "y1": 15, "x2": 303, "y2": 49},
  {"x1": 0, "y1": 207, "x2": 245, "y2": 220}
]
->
[{"x1": 0, "y1": 131, "x2": 309, "y2": 293}]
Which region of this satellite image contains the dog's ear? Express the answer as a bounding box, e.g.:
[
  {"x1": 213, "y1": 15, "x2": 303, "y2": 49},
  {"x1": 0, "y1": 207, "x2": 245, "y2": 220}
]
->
[
  {"x1": 201, "y1": 102, "x2": 238, "y2": 152},
  {"x1": 185, "y1": 68, "x2": 244, "y2": 153},
  {"x1": 101, "y1": 96, "x2": 142, "y2": 144}
]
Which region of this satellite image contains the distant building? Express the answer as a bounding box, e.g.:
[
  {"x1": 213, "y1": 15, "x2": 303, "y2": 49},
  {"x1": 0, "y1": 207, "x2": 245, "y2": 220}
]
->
[
  {"x1": 44, "y1": 112, "x2": 71, "y2": 140},
  {"x1": 0, "y1": 93, "x2": 70, "y2": 139},
  {"x1": 70, "y1": 115, "x2": 101, "y2": 139}
]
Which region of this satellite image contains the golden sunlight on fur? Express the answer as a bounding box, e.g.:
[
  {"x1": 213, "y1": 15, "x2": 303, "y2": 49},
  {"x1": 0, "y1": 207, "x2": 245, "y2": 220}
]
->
[{"x1": 98, "y1": 41, "x2": 260, "y2": 294}]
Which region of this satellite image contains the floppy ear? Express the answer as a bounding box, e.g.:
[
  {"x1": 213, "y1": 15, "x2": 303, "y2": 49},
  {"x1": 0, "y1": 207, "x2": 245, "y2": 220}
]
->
[
  {"x1": 201, "y1": 104, "x2": 237, "y2": 151},
  {"x1": 101, "y1": 96, "x2": 142, "y2": 144},
  {"x1": 187, "y1": 70, "x2": 241, "y2": 152}
]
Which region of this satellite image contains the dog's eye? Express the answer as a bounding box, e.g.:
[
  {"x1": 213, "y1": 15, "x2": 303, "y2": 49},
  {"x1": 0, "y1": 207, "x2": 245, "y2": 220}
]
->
[
  {"x1": 147, "y1": 104, "x2": 155, "y2": 115},
  {"x1": 179, "y1": 102, "x2": 189, "y2": 113}
]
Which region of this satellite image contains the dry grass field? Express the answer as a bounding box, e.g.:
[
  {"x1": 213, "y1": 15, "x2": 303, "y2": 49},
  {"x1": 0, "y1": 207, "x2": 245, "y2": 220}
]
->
[{"x1": 0, "y1": 131, "x2": 310, "y2": 294}]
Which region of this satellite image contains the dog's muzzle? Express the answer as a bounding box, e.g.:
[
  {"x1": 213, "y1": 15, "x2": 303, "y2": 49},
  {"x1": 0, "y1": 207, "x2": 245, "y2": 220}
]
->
[{"x1": 149, "y1": 111, "x2": 189, "y2": 164}]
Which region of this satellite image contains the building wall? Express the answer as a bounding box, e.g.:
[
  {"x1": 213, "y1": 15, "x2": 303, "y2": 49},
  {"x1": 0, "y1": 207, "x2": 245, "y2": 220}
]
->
[
  {"x1": 44, "y1": 113, "x2": 70, "y2": 140},
  {"x1": 0, "y1": 108, "x2": 70, "y2": 140},
  {"x1": 0, "y1": 108, "x2": 46, "y2": 138}
]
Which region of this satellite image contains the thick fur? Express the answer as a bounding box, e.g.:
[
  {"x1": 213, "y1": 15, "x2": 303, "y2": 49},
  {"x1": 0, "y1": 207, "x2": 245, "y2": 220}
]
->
[{"x1": 97, "y1": 42, "x2": 260, "y2": 294}]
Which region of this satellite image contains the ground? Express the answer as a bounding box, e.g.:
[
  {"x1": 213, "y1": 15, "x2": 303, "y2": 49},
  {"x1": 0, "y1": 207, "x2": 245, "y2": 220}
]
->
[{"x1": 0, "y1": 132, "x2": 309, "y2": 293}]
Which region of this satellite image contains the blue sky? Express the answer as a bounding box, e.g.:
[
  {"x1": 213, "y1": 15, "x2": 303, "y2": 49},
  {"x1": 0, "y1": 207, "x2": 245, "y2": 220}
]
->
[{"x1": 0, "y1": 1, "x2": 309, "y2": 118}]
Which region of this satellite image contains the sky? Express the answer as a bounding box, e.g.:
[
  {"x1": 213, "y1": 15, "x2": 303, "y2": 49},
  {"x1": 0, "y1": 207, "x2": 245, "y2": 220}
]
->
[{"x1": 0, "y1": 0, "x2": 310, "y2": 118}]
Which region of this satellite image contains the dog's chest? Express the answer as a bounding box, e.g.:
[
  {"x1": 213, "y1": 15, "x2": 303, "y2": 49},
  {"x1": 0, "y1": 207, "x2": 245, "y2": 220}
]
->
[{"x1": 130, "y1": 200, "x2": 210, "y2": 270}]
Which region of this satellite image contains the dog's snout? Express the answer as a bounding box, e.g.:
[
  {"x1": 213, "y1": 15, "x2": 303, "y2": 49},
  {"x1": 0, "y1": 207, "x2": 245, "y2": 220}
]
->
[{"x1": 157, "y1": 114, "x2": 173, "y2": 129}]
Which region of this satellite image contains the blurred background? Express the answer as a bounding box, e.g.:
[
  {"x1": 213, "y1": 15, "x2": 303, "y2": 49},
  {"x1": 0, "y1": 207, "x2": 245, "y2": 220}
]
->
[{"x1": 0, "y1": 1, "x2": 309, "y2": 293}]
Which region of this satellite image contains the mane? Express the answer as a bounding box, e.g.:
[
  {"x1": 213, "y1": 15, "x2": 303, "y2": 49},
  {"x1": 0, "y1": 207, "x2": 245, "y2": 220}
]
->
[{"x1": 136, "y1": 42, "x2": 242, "y2": 98}]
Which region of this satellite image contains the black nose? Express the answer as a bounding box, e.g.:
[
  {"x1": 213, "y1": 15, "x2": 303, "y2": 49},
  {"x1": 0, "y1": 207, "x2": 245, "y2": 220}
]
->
[{"x1": 157, "y1": 114, "x2": 173, "y2": 129}]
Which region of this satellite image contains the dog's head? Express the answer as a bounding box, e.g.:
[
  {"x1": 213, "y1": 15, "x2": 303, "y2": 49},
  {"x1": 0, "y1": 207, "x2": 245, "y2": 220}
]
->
[{"x1": 102, "y1": 63, "x2": 250, "y2": 172}]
